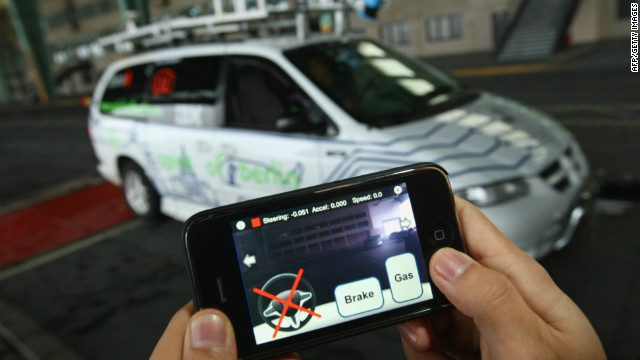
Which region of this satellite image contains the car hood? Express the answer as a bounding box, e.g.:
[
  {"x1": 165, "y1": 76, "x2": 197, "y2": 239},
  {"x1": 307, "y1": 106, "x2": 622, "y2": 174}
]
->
[{"x1": 330, "y1": 92, "x2": 575, "y2": 188}]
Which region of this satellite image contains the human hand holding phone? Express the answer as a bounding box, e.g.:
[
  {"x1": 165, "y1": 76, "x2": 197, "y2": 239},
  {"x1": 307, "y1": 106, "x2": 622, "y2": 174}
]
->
[{"x1": 397, "y1": 197, "x2": 606, "y2": 360}]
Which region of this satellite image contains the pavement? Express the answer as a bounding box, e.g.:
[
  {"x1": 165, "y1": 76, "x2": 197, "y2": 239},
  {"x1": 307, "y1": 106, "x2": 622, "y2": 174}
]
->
[{"x1": 0, "y1": 183, "x2": 133, "y2": 268}]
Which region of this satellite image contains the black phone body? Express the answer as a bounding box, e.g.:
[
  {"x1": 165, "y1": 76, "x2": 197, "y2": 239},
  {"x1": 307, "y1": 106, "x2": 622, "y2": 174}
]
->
[{"x1": 184, "y1": 163, "x2": 466, "y2": 359}]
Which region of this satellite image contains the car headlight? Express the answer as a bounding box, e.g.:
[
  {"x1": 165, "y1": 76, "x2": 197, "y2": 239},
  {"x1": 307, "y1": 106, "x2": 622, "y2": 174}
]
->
[{"x1": 455, "y1": 178, "x2": 529, "y2": 207}]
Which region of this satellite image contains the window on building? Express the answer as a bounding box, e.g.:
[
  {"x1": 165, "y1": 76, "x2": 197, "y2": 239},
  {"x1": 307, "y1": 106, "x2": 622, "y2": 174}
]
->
[
  {"x1": 426, "y1": 14, "x2": 462, "y2": 42},
  {"x1": 48, "y1": 12, "x2": 70, "y2": 29},
  {"x1": 222, "y1": 0, "x2": 235, "y2": 12},
  {"x1": 81, "y1": 4, "x2": 96, "y2": 19},
  {"x1": 67, "y1": 1, "x2": 80, "y2": 31},
  {"x1": 492, "y1": 11, "x2": 509, "y2": 46},
  {"x1": 379, "y1": 22, "x2": 411, "y2": 45},
  {"x1": 246, "y1": 0, "x2": 258, "y2": 10},
  {"x1": 98, "y1": 0, "x2": 115, "y2": 13}
]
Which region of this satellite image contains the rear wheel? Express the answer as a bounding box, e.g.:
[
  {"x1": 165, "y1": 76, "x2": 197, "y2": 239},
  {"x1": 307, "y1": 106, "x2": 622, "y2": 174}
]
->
[{"x1": 121, "y1": 162, "x2": 161, "y2": 219}]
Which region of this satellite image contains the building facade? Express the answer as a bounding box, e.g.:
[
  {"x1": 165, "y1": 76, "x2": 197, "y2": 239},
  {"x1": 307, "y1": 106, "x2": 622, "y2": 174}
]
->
[{"x1": 351, "y1": 0, "x2": 633, "y2": 58}]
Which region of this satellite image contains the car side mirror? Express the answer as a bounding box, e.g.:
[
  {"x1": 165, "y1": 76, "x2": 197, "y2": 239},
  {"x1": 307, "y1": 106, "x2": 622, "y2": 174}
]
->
[
  {"x1": 276, "y1": 116, "x2": 326, "y2": 135},
  {"x1": 276, "y1": 117, "x2": 302, "y2": 132}
]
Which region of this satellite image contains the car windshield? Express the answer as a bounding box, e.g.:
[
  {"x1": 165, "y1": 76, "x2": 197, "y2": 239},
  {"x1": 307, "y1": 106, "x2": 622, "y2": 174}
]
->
[{"x1": 284, "y1": 38, "x2": 467, "y2": 127}]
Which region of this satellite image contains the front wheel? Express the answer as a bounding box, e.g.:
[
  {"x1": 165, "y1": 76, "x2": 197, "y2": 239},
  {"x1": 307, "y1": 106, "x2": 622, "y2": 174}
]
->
[{"x1": 121, "y1": 162, "x2": 161, "y2": 219}]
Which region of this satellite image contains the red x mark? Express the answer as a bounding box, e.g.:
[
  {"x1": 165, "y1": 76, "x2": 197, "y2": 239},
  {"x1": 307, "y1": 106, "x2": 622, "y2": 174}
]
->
[{"x1": 253, "y1": 268, "x2": 322, "y2": 338}]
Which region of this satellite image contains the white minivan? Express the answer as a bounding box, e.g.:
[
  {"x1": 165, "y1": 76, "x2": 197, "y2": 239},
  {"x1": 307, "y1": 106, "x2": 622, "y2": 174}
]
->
[{"x1": 89, "y1": 35, "x2": 589, "y2": 259}]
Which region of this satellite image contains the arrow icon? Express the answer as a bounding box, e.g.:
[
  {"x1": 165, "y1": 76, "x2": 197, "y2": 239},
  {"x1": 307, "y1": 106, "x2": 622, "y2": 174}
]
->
[
  {"x1": 400, "y1": 218, "x2": 412, "y2": 229},
  {"x1": 243, "y1": 253, "x2": 257, "y2": 268}
]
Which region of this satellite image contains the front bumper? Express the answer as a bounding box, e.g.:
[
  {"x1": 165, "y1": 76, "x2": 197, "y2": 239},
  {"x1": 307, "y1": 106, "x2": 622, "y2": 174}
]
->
[
  {"x1": 479, "y1": 175, "x2": 592, "y2": 260},
  {"x1": 528, "y1": 193, "x2": 588, "y2": 259}
]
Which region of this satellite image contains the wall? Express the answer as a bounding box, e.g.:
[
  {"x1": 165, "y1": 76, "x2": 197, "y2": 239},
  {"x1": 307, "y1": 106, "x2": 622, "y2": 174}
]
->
[
  {"x1": 351, "y1": 0, "x2": 514, "y2": 57},
  {"x1": 569, "y1": 0, "x2": 631, "y2": 45}
]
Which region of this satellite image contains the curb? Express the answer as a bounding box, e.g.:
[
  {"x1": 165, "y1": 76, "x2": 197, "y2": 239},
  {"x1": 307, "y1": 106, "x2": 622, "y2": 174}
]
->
[
  {"x1": 453, "y1": 60, "x2": 568, "y2": 77},
  {"x1": 0, "y1": 97, "x2": 87, "y2": 114}
]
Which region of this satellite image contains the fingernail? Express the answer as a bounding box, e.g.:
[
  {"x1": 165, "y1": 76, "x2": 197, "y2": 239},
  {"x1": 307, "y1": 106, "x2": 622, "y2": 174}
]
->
[
  {"x1": 434, "y1": 249, "x2": 472, "y2": 282},
  {"x1": 191, "y1": 313, "x2": 228, "y2": 349},
  {"x1": 396, "y1": 323, "x2": 418, "y2": 346}
]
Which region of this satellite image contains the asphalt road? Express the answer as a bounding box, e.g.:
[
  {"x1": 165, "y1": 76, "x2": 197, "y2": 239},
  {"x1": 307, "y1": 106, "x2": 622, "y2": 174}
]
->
[{"x1": 0, "y1": 39, "x2": 638, "y2": 359}]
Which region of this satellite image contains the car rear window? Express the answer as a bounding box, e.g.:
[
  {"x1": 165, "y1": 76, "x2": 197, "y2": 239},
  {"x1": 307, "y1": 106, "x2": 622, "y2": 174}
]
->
[
  {"x1": 99, "y1": 56, "x2": 222, "y2": 123},
  {"x1": 100, "y1": 64, "x2": 149, "y2": 117}
]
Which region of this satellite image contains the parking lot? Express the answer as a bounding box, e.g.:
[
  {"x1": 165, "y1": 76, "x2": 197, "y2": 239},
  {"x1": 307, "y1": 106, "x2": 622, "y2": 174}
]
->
[{"x1": 0, "y1": 39, "x2": 638, "y2": 359}]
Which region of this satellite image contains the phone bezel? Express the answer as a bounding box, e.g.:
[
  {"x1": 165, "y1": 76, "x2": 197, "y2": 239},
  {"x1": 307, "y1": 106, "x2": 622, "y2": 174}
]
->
[{"x1": 184, "y1": 163, "x2": 465, "y2": 359}]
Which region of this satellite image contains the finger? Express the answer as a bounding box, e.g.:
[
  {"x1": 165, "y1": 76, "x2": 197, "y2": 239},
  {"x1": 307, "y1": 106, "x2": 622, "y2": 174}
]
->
[
  {"x1": 183, "y1": 308, "x2": 238, "y2": 360},
  {"x1": 429, "y1": 247, "x2": 545, "y2": 350},
  {"x1": 440, "y1": 309, "x2": 479, "y2": 358},
  {"x1": 151, "y1": 302, "x2": 195, "y2": 359},
  {"x1": 396, "y1": 317, "x2": 440, "y2": 353},
  {"x1": 400, "y1": 338, "x2": 450, "y2": 360},
  {"x1": 398, "y1": 321, "x2": 450, "y2": 360},
  {"x1": 397, "y1": 311, "x2": 478, "y2": 360},
  {"x1": 272, "y1": 354, "x2": 302, "y2": 360},
  {"x1": 453, "y1": 197, "x2": 572, "y2": 326}
]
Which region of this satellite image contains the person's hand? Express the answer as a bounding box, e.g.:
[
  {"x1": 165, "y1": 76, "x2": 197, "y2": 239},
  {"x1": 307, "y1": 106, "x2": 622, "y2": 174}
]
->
[
  {"x1": 151, "y1": 302, "x2": 299, "y2": 360},
  {"x1": 397, "y1": 197, "x2": 606, "y2": 359}
]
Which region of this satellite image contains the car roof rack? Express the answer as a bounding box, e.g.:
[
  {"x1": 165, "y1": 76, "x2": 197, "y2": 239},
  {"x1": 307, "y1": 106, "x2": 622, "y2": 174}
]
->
[{"x1": 96, "y1": 0, "x2": 354, "y2": 53}]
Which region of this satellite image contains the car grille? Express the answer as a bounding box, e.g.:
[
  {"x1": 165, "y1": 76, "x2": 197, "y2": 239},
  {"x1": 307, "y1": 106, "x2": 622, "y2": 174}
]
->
[{"x1": 539, "y1": 146, "x2": 583, "y2": 192}]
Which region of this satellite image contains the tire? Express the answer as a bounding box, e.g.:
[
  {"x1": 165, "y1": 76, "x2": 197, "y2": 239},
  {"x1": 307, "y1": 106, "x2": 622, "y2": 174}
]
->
[{"x1": 121, "y1": 162, "x2": 161, "y2": 219}]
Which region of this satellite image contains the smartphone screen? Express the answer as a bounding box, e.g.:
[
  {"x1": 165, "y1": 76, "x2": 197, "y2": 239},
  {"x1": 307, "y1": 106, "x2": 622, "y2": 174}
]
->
[{"x1": 229, "y1": 181, "x2": 433, "y2": 344}]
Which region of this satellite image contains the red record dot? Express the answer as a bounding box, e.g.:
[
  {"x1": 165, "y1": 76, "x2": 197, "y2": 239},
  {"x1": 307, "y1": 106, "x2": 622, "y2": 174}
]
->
[
  {"x1": 123, "y1": 70, "x2": 133, "y2": 88},
  {"x1": 151, "y1": 68, "x2": 177, "y2": 95}
]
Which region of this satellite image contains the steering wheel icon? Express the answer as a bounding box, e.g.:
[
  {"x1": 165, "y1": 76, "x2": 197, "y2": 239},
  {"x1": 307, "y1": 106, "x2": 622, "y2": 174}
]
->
[{"x1": 253, "y1": 269, "x2": 320, "y2": 338}]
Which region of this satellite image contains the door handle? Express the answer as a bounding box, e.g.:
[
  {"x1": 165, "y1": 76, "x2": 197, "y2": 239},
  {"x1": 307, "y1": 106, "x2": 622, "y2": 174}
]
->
[
  {"x1": 221, "y1": 144, "x2": 238, "y2": 156},
  {"x1": 326, "y1": 150, "x2": 347, "y2": 157}
]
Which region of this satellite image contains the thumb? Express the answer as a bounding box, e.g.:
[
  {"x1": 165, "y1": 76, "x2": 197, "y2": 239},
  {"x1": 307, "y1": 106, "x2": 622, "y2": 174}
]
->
[
  {"x1": 183, "y1": 309, "x2": 237, "y2": 360},
  {"x1": 429, "y1": 248, "x2": 543, "y2": 348}
]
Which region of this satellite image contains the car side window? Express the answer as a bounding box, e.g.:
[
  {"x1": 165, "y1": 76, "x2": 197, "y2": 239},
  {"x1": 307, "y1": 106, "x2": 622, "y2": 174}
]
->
[
  {"x1": 147, "y1": 56, "x2": 222, "y2": 128},
  {"x1": 224, "y1": 57, "x2": 330, "y2": 135},
  {"x1": 100, "y1": 64, "x2": 149, "y2": 118},
  {"x1": 148, "y1": 56, "x2": 220, "y2": 105}
]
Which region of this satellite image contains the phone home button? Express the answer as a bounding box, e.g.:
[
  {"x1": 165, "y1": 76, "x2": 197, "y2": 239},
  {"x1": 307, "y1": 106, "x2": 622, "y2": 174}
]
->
[{"x1": 429, "y1": 222, "x2": 453, "y2": 245}]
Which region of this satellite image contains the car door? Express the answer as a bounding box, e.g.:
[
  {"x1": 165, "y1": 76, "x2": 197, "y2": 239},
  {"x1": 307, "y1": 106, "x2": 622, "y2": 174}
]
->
[
  {"x1": 92, "y1": 63, "x2": 150, "y2": 182},
  {"x1": 217, "y1": 55, "x2": 331, "y2": 203},
  {"x1": 140, "y1": 55, "x2": 226, "y2": 214}
]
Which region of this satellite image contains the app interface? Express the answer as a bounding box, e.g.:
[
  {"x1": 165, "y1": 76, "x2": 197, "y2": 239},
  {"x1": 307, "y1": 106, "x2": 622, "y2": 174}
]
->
[{"x1": 231, "y1": 183, "x2": 433, "y2": 345}]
